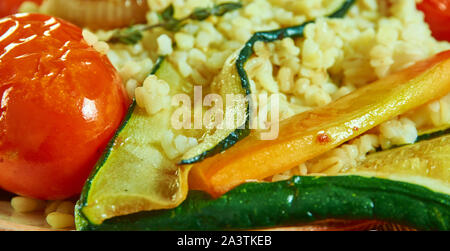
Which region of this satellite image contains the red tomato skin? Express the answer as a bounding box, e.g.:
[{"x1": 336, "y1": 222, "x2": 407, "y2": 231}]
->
[
  {"x1": 0, "y1": 13, "x2": 129, "y2": 200},
  {"x1": 417, "y1": 0, "x2": 450, "y2": 41},
  {"x1": 0, "y1": 0, "x2": 43, "y2": 17}
]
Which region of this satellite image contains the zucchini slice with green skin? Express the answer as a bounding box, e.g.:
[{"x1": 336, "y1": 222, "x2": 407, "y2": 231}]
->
[
  {"x1": 77, "y1": 53, "x2": 252, "y2": 224},
  {"x1": 417, "y1": 126, "x2": 450, "y2": 142},
  {"x1": 76, "y1": 0, "x2": 358, "y2": 226},
  {"x1": 76, "y1": 175, "x2": 450, "y2": 231},
  {"x1": 235, "y1": 0, "x2": 355, "y2": 95},
  {"x1": 76, "y1": 132, "x2": 450, "y2": 231},
  {"x1": 372, "y1": 125, "x2": 450, "y2": 152},
  {"x1": 179, "y1": 51, "x2": 250, "y2": 164},
  {"x1": 179, "y1": 0, "x2": 357, "y2": 164},
  {"x1": 77, "y1": 57, "x2": 199, "y2": 225},
  {"x1": 339, "y1": 134, "x2": 450, "y2": 195},
  {"x1": 79, "y1": 55, "x2": 165, "y2": 208}
]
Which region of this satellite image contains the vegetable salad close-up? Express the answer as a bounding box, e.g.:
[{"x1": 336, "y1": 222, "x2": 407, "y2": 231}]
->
[{"x1": 0, "y1": 0, "x2": 449, "y2": 231}]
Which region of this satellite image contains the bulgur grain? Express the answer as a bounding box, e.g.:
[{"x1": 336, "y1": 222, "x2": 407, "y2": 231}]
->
[
  {"x1": 11, "y1": 196, "x2": 46, "y2": 213},
  {"x1": 55, "y1": 201, "x2": 75, "y2": 215},
  {"x1": 45, "y1": 200, "x2": 63, "y2": 215},
  {"x1": 12, "y1": 0, "x2": 450, "y2": 228},
  {"x1": 22, "y1": 0, "x2": 450, "y2": 181},
  {"x1": 157, "y1": 34, "x2": 173, "y2": 55},
  {"x1": 46, "y1": 212, "x2": 75, "y2": 229}
]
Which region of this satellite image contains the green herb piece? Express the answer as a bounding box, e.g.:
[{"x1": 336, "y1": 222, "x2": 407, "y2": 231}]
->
[
  {"x1": 108, "y1": 2, "x2": 243, "y2": 44},
  {"x1": 108, "y1": 26, "x2": 144, "y2": 45}
]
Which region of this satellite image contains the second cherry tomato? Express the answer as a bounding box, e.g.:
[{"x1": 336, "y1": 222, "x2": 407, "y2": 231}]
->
[{"x1": 417, "y1": 0, "x2": 450, "y2": 41}]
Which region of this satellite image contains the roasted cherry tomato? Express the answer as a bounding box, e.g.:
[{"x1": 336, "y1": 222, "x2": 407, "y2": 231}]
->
[
  {"x1": 417, "y1": 0, "x2": 450, "y2": 41},
  {"x1": 0, "y1": 0, "x2": 42, "y2": 18},
  {"x1": 0, "y1": 13, "x2": 129, "y2": 200}
]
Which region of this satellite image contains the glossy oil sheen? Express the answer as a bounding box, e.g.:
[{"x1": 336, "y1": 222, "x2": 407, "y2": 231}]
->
[
  {"x1": 0, "y1": 14, "x2": 128, "y2": 200},
  {"x1": 190, "y1": 50, "x2": 450, "y2": 197},
  {"x1": 78, "y1": 175, "x2": 450, "y2": 231}
]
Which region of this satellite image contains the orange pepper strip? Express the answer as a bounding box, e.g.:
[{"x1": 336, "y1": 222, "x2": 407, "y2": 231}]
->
[{"x1": 189, "y1": 50, "x2": 450, "y2": 198}]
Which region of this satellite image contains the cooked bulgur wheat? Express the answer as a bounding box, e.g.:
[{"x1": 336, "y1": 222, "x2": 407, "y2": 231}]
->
[
  {"x1": 11, "y1": 0, "x2": 450, "y2": 228},
  {"x1": 9, "y1": 196, "x2": 75, "y2": 229},
  {"x1": 99, "y1": 0, "x2": 450, "y2": 177},
  {"x1": 10, "y1": 196, "x2": 46, "y2": 213},
  {"x1": 46, "y1": 212, "x2": 75, "y2": 229}
]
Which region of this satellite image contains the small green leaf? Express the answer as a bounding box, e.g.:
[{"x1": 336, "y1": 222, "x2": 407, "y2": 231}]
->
[
  {"x1": 190, "y1": 7, "x2": 212, "y2": 21},
  {"x1": 109, "y1": 27, "x2": 143, "y2": 45},
  {"x1": 107, "y1": 2, "x2": 243, "y2": 45},
  {"x1": 211, "y1": 2, "x2": 243, "y2": 17},
  {"x1": 161, "y1": 4, "x2": 175, "y2": 21}
]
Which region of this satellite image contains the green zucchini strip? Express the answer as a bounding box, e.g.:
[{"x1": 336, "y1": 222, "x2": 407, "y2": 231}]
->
[
  {"x1": 179, "y1": 0, "x2": 357, "y2": 164},
  {"x1": 77, "y1": 56, "x2": 165, "y2": 215},
  {"x1": 76, "y1": 175, "x2": 450, "y2": 231},
  {"x1": 417, "y1": 127, "x2": 450, "y2": 142},
  {"x1": 77, "y1": 130, "x2": 450, "y2": 230},
  {"x1": 236, "y1": 0, "x2": 356, "y2": 95}
]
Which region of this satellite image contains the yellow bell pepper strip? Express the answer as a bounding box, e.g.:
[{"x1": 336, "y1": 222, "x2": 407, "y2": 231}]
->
[{"x1": 189, "y1": 50, "x2": 450, "y2": 197}]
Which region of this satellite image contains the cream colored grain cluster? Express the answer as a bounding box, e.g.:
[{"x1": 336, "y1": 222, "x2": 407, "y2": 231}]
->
[
  {"x1": 101, "y1": 0, "x2": 450, "y2": 177},
  {"x1": 14, "y1": 0, "x2": 450, "y2": 222},
  {"x1": 10, "y1": 196, "x2": 75, "y2": 229}
]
